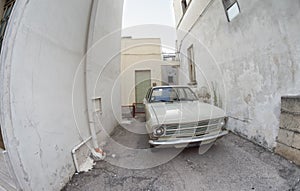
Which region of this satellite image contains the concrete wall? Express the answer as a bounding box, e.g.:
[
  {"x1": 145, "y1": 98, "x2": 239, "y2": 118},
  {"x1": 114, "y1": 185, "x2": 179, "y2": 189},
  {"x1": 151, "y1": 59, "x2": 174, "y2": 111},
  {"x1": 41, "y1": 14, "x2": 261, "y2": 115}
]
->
[
  {"x1": 174, "y1": 0, "x2": 300, "y2": 149},
  {"x1": 161, "y1": 60, "x2": 179, "y2": 85},
  {"x1": 276, "y1": 96, "x2": 300, "y2": 165},
  {"x1": 121, "y1": 38, "x2": 162, "y2": 105},
  {"x1": 173, "y1": 0, "x2": 211, "y2": 34},
  {"x1": 0, "y1": 0, "x2": 123, "y2": 190},
  {"x1": 85, "y1": 0, "x2": 123, "y2": 142}
]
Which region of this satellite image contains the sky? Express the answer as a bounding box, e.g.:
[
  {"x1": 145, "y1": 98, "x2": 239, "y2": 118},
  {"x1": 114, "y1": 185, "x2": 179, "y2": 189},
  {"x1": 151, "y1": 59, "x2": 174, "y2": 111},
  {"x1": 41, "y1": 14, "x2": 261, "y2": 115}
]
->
[{"x1": 122, "y1": 0, "x2": 177, "y2": 53}]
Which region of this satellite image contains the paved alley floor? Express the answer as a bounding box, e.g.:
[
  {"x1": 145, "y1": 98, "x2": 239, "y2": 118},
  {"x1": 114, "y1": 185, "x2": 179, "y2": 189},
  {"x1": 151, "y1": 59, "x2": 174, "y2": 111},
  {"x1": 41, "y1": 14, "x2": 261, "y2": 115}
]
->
[{"x1": 63, "y1": 119, "x2": 300, "y2": 191}]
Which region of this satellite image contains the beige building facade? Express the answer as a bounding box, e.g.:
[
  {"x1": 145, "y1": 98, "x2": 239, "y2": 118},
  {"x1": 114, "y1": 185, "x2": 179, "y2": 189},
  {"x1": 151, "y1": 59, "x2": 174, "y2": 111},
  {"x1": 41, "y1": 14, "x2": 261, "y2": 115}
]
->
[{"x1": 121, "y1": 37, "x2": 163, "y2": 106}]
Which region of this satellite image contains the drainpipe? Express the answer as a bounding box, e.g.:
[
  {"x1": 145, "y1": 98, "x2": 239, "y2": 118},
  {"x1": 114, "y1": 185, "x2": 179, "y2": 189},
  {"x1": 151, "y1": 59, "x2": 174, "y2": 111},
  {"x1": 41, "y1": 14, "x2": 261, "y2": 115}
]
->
[{"x1": 84, "y1": 0, "x2": 105, "y2": 160}]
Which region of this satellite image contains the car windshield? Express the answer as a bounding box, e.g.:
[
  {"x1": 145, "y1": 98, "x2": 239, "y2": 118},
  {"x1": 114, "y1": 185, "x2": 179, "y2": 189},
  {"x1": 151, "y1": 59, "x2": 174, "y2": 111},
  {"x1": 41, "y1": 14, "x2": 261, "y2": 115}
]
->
[{"x1": 149, "y1": 87, "x2": 198, "y2": 103}]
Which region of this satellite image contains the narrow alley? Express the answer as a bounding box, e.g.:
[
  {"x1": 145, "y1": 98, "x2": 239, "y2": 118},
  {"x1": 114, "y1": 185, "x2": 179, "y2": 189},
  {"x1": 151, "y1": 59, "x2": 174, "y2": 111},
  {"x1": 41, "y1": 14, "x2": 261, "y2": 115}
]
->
[{"x1": 0, "y1": 0, "x2": 300, "y2": 190}]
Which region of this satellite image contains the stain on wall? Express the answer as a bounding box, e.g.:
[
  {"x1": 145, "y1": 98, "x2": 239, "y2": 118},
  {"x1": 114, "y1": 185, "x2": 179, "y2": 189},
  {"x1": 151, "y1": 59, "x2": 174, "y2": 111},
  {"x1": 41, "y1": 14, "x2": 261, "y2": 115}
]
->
[{"x1": 175, "y1": 0, "x2": 300, "y2": 149}]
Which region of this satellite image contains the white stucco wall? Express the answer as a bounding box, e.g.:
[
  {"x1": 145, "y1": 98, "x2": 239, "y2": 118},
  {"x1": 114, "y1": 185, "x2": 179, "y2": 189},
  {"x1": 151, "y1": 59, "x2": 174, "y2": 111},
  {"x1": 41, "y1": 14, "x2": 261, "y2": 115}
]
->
[
  {"x1": 85, "y1": 0, "x2": 123, "y2": 142},
  {"x1": 0, "y1": 0, "x2": 123, "y2": 190},
  {"x1": 174, "y1": 0, "x2": 300, "y2": 149}
]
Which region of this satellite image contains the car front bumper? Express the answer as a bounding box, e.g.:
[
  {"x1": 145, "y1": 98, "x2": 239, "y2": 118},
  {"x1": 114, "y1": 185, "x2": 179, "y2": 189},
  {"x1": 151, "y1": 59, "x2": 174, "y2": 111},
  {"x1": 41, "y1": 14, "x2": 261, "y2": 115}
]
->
[{"x1": 149, "y1": 130, "x2": 228, "y2": 146}]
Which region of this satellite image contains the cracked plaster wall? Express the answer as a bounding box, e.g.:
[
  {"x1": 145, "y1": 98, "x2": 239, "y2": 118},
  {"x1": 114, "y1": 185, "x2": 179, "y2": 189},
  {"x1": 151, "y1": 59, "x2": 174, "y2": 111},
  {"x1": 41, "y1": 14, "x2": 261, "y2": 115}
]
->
[
  {"x1": 174, "y1": 0, "x2": 300, "y2": 149},
  {"x1": 0, "y1": 0, "x2": 123, "y2": 190}
]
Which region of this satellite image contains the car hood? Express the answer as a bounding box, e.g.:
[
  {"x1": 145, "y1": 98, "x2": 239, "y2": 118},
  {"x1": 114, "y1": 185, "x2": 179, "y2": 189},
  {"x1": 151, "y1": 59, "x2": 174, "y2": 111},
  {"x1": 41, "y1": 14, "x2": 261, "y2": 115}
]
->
[{"x1": 149, "y1": 101, "x2": 226, "y2": 125}]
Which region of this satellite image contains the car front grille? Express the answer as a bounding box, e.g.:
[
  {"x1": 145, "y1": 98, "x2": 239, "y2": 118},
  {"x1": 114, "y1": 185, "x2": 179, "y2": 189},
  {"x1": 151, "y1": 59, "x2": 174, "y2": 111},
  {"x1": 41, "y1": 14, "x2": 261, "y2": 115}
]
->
[{"x1": 163, "y1": 118, "x2": 222, "y2": 137}]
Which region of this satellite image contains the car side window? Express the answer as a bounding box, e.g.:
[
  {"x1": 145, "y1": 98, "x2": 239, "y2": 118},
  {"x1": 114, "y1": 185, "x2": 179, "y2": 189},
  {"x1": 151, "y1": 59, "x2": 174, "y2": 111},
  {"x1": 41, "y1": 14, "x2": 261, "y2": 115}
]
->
[
  {"x1": 176, "y1": 88, "x2": 186, "y2": 100},
  {"x1": 184, "y1": 88, "x2": 198, "y2": 100}
]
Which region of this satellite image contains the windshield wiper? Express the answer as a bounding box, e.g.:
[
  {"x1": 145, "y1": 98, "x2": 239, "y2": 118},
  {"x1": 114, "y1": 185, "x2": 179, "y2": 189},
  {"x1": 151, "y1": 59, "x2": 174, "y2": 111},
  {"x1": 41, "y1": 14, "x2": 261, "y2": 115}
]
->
[
  {"x1": 178, "y1": 98, "x2": 196, "y2": 102},
  {"x1": 159, "y1": 100, "x2": 173, "y2": 103}
]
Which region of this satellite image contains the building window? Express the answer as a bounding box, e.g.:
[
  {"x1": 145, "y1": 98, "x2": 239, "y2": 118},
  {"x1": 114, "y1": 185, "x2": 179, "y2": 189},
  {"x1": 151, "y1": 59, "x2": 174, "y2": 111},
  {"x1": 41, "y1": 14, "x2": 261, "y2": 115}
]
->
[
  {"x1": 187, "y1": 45, "x2": 196, "y2": 85},
  {"x1": 222, "y1": 0, "x2": 240, "y2": 22},
  {"x1": 181, "y1": 0, "x2": 188, "y2": 14},
  {"x1": 168, "y1": 76, "x2": 174, "y2": 84}
]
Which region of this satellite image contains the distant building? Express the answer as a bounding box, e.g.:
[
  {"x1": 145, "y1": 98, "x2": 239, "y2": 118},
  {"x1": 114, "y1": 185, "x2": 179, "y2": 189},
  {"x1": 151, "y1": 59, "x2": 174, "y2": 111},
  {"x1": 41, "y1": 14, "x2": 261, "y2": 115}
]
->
[
  {"x1": 121, "y1": 37, "x2": 163, "y2": 109},
  {"x1": 161, "y1": 54, "x2": 180, "y2": 86}
]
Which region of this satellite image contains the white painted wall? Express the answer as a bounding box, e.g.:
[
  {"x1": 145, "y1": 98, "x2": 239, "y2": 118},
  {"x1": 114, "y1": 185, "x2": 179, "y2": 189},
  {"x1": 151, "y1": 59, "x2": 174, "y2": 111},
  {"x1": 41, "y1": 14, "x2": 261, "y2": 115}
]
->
[
  {"x1": 85, "y1": 0, "x2": 123, "y2": 143},
  {"x1": 0, "y1": 0, "x2": 123, "y2": 190},
  {"x1": 173, "y1": 0, "x2": 211, "y2": 40},
  {"x1": 174, "y1": 0, "x2": 300, "y2": 149}
]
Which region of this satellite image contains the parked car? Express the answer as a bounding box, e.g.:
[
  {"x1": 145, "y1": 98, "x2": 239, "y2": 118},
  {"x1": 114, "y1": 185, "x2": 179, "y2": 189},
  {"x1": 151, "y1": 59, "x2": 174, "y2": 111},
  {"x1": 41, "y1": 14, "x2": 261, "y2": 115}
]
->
[{"x1": 144, "y1": 86, "x2": 228, "y2": 148}]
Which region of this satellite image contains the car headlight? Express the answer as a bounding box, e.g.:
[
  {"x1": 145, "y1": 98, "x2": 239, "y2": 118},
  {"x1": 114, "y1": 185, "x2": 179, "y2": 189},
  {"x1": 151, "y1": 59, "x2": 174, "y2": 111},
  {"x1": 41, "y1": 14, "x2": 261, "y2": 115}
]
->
[
  {"x1": 220, "y1": 119, "x2": 226, "y2": 126},
  {"x1": 221, "y1": 117, "x2": 228, "y2": 129},
  {"x1": 153, "y1": 126, "x2": 164, "y2": 137}
]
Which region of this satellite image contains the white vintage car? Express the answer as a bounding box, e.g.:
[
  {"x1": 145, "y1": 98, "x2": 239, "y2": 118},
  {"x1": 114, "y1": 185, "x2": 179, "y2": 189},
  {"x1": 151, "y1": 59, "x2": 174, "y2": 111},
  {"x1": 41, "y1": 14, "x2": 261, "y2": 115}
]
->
[{"x1": 144, "y1": 86, "x2": 228, "y2": 148}]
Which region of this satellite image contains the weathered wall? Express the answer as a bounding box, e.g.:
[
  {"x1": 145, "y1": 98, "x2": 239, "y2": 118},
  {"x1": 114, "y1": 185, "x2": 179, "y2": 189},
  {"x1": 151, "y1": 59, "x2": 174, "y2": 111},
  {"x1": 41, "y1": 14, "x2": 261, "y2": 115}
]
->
[
  {"x1": 161, "y1": 61, "x2": 179, "y2": 85},
  {"x1": 85, "y1": 0, "x2": 123, "y2": 143},
  {"x1": 121, "y1": 38, "x2": 162, "y2": 105},
  {"x1": 0, "y1": 0, "x2": 123, "y2": 190},
  {"x1": 174, "y1": 0, "x2": 300, "y2": 149},
  {"x1": 276, "y1": 96, "x2": 300, "y2": 165},
  {"x1": 173, "y1": 0, "x2": 211, "y2": 34}
]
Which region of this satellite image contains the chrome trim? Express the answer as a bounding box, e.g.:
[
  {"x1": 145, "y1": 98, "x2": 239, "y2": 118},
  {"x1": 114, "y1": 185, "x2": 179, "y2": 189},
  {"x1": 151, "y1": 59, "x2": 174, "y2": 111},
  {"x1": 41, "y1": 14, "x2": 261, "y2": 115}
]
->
[
  {"x1": 149, "y1": 130, "x2": 228, "y2": 145},
  {"x1": 162, "y1": 118, "x2": 223, "y2": 137},
  {"x1": 165, "y1": 123, "x2": 220, "y2": 132}
]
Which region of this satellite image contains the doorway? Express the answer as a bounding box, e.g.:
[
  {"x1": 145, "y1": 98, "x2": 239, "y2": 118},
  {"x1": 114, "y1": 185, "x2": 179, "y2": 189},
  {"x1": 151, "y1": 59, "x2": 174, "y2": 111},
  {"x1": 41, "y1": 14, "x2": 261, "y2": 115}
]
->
[{"x1": 135, "y1": 70, "x2": 151, "y2": 113}]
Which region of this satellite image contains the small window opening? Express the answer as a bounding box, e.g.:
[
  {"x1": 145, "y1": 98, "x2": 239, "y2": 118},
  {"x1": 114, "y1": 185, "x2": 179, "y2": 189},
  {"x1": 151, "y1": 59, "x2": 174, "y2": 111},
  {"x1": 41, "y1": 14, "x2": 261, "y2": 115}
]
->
[
  {"x1": 93, "y1": 97, "x2": 102, "y2": 114},
  {"x1": 181, "y1": 0, "x2": 188, "y2": 14},
  {"x1": 222, "y1": 0, "x2": 240, "y2": 22},
  {"x1": 168, "y1": 76, "x2": 174, "y2": 84},
  {"x1": 0, "y1": 126, "x2": 5, "y2": 149},
  {"x1": 187, "y1": 45, "x2": 196, "y2": 85}
]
